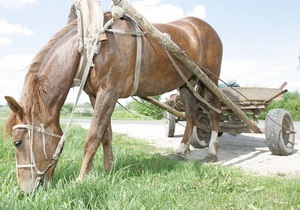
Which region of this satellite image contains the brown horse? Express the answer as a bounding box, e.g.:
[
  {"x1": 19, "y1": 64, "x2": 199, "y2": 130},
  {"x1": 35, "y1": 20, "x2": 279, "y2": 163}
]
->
[{"x1": 4, "y1": 11, "x2": 222, "y2": 193}]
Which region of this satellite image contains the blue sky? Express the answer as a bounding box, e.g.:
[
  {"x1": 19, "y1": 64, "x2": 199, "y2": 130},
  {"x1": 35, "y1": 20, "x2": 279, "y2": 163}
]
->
[{"x1": 0, "y1": 0, "x2": 299, "y2": 105}]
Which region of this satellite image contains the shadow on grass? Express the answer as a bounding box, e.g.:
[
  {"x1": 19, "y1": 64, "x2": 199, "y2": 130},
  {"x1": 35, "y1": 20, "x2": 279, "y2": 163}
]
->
[{"x1": 53, "y1": 151, "x2": 191, "y2": 185}]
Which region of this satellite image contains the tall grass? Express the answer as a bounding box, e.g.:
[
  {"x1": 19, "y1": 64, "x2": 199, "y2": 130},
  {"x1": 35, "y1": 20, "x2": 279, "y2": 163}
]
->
[{"x1": 1, "y1": 121, "x2": 300, "y2": 209}]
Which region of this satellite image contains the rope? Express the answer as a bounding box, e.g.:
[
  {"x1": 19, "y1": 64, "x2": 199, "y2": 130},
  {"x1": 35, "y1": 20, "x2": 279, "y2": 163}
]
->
[
  {"x1": 117, "y1": 98, "x2": 185, "y2": 129},
  {"x1": 116, "y1": 101, "x2": 146, "y2": 119},
  {"x1": 105, "y1": 29, "x2": 147, "y2": 35}
]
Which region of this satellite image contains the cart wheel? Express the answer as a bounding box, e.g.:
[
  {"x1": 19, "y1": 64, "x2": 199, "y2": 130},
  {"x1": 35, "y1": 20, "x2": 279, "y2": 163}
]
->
[
  {"x1": 265, "y1": 109, "x2": 295, "y2": 155},
  {"x1": 164, "y1": 111, "x2": 176, "y2": 137},
  {"x1": 190, "y1": 113, "x2": 211, "y2": 148}
]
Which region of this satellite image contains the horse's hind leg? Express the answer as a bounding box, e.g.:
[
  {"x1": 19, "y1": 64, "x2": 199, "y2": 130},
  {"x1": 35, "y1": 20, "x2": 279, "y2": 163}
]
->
[
  {"x1": 174, "y1": 79, "x2": 198, "y2": 156},
  {"x1": 203, "y1": 91, "x2": 220, "y2": 162}
]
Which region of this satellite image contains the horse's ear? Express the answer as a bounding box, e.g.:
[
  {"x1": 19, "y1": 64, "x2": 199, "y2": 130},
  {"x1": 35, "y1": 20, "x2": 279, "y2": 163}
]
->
[{"x1": 5, "y1": 96, "x2": 24, "y2": 120}]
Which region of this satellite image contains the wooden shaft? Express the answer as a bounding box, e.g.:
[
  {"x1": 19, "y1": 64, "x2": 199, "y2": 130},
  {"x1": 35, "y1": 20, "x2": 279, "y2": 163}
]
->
[
  {"x1": 141, "y1": 96, "x2": 186, "y2": 119},
  {"x1": 113, "y1": 0, "x2": 261, "y2": 133},
  {"x1": 278, "y1": 81, "x2": 287, "y2": 90}
]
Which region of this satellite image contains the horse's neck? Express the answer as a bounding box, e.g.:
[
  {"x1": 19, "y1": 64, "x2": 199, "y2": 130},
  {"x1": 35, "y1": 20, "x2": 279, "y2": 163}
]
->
[{"x1": 40, "y1": 35, "x2": 80, "y2": 113}]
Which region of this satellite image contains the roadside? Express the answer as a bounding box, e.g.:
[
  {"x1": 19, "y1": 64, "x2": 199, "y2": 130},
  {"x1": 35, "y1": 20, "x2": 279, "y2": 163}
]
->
[{"x1": 75, "y1": 119, "x2": 300, "y2": 178}]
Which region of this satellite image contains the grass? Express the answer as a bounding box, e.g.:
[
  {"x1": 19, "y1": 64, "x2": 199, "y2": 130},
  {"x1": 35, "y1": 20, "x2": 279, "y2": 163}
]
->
[
  {"x1": 1, "y1": 120, "x2": 300, "y2": 209},
  {"x1": 0, "y1": 106, "x2": 10, "y2": 118}
]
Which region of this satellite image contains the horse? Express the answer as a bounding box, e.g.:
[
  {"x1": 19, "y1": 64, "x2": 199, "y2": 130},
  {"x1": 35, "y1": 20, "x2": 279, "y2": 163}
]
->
[{"x1": 4, "y1": 11, "x2": 222, "y2": 194}]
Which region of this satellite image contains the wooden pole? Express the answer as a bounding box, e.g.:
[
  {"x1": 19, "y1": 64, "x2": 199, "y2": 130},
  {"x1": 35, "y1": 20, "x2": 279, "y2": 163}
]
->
[
  {"x1": 141, "y1": 96, "x2": 186, "y2": 119},
  {"x1": 112, "y1": 0, "x2": 261, "y2": 134}
]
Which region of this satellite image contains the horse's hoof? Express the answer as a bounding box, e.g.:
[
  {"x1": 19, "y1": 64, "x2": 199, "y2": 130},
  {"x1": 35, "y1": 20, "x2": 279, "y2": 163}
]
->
[
  {"x1": 167, "y1": 153, "x2": 186, "y2": 161},
  {"x1": 76, "y1": 175, "x2": 84, "y2": 183},
  {"x1": 202, "y1": 154, "x2": 218, "y2": 163}
]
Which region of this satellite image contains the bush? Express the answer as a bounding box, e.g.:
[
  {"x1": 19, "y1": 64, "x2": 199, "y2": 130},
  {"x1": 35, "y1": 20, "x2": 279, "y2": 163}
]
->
[
  {"x1": 60, "y1": 103, "x2": 74, "y2": 116},
  {"x1": 127, "y1": 96, "x2": 164, "y2": 120},
  {"x1": 260, "y1": 91, "x2": 300, "y2": 120}
]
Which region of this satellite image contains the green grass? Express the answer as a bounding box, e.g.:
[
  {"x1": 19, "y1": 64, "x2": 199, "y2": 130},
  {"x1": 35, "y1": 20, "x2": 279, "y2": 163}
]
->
[
  {"x1": 0, "y1": 106, "x2": 10, "y2": 118},
  {"x1": 1, "y1": 120, "x2": 300, "y2": 209},
  {"x1": 111, "y1": 110, "x2": 152, "y2": 120}
]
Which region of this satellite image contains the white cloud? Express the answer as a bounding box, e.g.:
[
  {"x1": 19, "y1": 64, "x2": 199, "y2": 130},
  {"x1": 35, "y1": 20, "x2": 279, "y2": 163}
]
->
[
  {"x1": 131, "y1": 0, "x2": 183, "y2": 23},
  {"x1": 187, "y1": 5, "x2": 206, "y2": 19},
  {"x1": 0, "y1": 53, "x2": 33, "y2": 70},
  {"x1": 0, "y1": 19, "x2": 33, "y2": 36},
  {"x1": 220, "y1": 59, "x2": 299, "y2": 91},
  {"x1": 0, "y1": 54, "x2": 34, "y2": 104},
  {"x1": 131, "y1": 0, "x2": 206, "y2": 23},
  {"x1": 0, "y1": 0, "x2": 38, "y2": 9},
  {"x1": 0, "y1": 36, "x2": 12, "y2": 46}
]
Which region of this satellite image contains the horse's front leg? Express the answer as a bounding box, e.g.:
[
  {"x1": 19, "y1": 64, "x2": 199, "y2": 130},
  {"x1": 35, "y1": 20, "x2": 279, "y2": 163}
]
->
[
  {"x1": 77, "y1": 89, "x2": 118, "y2": 181},
  {"x1": 86, "y1": 93, "x2": 114, "y2": 171},
  {"x1": 102, "y1": 122, "x2": 113, "y2": 171}
]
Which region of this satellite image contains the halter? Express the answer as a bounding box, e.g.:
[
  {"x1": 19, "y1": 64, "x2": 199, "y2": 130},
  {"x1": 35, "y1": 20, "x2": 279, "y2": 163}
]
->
[{"x1": 12, "y1": 123, "x2": 63, "y2": 190}]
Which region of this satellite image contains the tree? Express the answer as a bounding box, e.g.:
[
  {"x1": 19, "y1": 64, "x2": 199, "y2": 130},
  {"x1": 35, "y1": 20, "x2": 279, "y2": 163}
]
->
[{"x1": 60, "y1": 103, "x2": 74, "y2": 116}]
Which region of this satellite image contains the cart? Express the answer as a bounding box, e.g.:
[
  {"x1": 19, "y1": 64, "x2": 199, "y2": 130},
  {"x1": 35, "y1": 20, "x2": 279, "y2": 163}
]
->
[{"x1": 163, "y1": 84, "x2": 295, "y2": 156}]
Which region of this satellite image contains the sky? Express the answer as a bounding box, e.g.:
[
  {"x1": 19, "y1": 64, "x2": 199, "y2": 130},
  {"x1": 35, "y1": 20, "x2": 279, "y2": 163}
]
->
[{"x1": 0, "y1": 0, "x2": 300, "y2": 106}]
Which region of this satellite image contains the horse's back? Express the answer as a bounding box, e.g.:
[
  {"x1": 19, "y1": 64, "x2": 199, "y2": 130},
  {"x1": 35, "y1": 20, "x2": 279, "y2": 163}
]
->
[
  {"x1": 172, "y1": 17, "x2": 223, "y2": 81},
  {"x1": 162, "y1": 17, "x2": 223, "y2": 78}
]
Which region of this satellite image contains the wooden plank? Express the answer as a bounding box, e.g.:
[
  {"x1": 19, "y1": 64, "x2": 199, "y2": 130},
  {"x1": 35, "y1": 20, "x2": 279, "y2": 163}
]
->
[
  {"x1": 221, "y1": 87, "x2": 284, "y2": 102},
  {"x1": 221, "y1": 105, "x2": 266, "y2": 111}
]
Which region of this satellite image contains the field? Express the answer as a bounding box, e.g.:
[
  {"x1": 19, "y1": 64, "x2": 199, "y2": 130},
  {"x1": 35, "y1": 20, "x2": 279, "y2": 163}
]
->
[{"x1": 1, "y1": 121, "x2": 300, "y2": 209}]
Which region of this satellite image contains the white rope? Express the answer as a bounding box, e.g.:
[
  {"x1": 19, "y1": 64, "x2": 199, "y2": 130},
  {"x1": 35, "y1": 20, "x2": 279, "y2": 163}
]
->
[{"x1": 40, "y1": 124, "x2": 48, "y2": 160}]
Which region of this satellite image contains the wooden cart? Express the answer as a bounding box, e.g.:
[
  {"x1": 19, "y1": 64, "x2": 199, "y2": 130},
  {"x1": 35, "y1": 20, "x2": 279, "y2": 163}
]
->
[{"x1": 163, "y1": 85, "x2": 295, "y2": 156}]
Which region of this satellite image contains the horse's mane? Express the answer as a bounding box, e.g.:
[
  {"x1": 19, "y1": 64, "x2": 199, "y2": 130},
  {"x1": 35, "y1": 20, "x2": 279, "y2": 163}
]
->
[
  {"x1": 26, "y1": 21, "x2": 77, "y2": 114},
  {"x1": 4, "y1": 21, "x2": 77, "y2": 136}
]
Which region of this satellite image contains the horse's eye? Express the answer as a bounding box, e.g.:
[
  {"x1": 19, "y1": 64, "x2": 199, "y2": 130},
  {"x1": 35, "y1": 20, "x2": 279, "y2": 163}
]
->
[{"x1": 14, "y1": 140, "x2": 22, "y2": 147}]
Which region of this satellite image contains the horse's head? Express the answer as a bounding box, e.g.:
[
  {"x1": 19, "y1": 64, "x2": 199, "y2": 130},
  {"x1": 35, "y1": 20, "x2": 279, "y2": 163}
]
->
[
  {"x1": 4, "y1": 96, "x2": 63, "y2": 194},
  {"x1": 2, "y1": 18, "x2": 80, "y2": 194}
]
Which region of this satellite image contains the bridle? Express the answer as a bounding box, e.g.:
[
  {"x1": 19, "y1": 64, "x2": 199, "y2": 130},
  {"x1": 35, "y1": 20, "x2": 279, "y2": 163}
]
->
[{"x1": 12, "y1": 122, "x2": 63, "y2": 190}]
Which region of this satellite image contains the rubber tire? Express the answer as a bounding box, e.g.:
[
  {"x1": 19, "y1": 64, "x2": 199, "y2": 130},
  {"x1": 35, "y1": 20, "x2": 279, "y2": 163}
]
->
[
  {"x1": 265, "y1": 109, "x2": 295, "y2": 155},
  {"x1": 164, "y1": 111, "x2": 176, "y2": 137},
  {"x1": 190, "y1": 114, "x2": 211, "y2": 148}
]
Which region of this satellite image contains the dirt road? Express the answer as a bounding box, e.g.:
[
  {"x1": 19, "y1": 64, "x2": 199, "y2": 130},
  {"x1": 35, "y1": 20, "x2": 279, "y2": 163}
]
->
[{"x1": 76, "y1": 119, "x2": 300, "y2": 178}]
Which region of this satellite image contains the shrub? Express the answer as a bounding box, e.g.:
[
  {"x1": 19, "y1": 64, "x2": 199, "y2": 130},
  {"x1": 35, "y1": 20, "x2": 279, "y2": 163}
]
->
[
  {"x1": 128, "y1": 96, "x2": 164, "y2": 120},
  {"x1": 260, "y1": 91, "x2": 300, "y2": 120}
]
